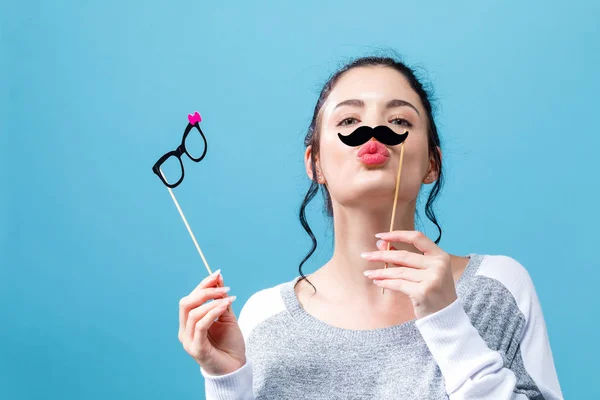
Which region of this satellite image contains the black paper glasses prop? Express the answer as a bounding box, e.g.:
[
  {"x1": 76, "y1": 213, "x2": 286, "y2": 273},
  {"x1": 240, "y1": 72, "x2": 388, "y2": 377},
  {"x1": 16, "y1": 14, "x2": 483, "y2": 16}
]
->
[
  {"x1": 337, "y1": 125, "x2": 410, "y2": 295},
  {"x1": 151, "y1": 112, "x2": 218, "y2": 282},
  {"x1": 152, "y1": 111, "x2": 208, "y2": 188}
]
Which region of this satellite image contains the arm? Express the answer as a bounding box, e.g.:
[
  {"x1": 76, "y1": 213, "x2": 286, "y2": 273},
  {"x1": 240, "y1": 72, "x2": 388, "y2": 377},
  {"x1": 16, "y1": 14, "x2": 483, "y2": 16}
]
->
[
  {"x1": 201, "y1": 292, "x2": 263, "y2": 400},
  {"x1": 415, "y1": 258, "x2": 563, "y2": 399},
  {"x1": 200, "y1": 284, "x2": 286, "y2": 399},
  {"x1": 362, "y1": 233, "x2": 562, "y2": 399}
]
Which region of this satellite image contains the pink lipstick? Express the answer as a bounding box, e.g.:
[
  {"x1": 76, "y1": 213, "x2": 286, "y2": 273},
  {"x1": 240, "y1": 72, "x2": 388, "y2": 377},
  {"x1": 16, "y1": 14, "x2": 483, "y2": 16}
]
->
[{"x1": 357, "y1": 141, "x2": 390, "y2": 165}]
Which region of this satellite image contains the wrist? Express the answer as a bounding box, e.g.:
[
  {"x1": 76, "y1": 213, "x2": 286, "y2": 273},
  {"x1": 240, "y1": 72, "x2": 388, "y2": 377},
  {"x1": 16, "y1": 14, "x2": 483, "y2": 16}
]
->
[
  {"x1": 415, "y1": 292, "x2": 458, "y2": 319},
  {"x1": 200, "y1": 355, "x2": 246, "y2": 377}
]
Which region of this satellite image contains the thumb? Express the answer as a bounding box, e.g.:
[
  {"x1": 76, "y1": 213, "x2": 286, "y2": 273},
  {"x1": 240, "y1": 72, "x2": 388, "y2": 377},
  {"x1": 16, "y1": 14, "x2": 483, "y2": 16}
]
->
[
  {"x1": 218, "y1": 301, "x2": 238, "y2": 323},
  {"x1": 214, "y1": 274, "x2": 238, "y2": 322}
]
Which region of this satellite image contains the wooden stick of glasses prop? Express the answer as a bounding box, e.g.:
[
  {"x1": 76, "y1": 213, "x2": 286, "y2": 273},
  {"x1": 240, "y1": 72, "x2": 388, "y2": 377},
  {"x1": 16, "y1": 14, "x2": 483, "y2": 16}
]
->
[
  {"x1": 159, "y1": 169, "x2": 212, "y2": 274},
  {"x1": 337, "y1": 125, "x2": 410, "y2": 295},
  {"x1": 152, "y1": 112, "x2": 231, "y2": 311}
]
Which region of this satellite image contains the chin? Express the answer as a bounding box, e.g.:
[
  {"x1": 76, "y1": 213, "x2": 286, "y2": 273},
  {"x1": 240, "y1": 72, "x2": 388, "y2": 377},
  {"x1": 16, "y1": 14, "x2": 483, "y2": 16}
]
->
[
  {"x1": 356, "y1": 169, "x2": 394, "y2": 186},
  {"x1": 353, "y1": 176, "x2": 396, "y2": 198}
]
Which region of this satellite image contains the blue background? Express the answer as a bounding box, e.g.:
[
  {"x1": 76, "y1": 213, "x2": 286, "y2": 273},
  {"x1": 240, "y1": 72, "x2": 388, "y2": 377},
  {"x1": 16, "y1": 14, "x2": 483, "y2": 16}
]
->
[{"x1": 2, "y1": 1, "x2": 598, "y2": 398}]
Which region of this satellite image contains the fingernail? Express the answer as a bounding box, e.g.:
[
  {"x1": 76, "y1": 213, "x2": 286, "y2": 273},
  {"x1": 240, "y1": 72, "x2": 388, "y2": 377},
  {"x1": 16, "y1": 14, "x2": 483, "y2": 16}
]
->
[
  {"x1": 217, "y1": 300, "x2": 229, "y2": 309},
  {"x1": 363, "y1": 270, "x2": 374, "y2": 276},
  {"x1": 375, "y1": 233, "x2": 383, "y2": 238},
  {"x1": 218, "y1": 286, "x2": 231, "y2": 293},
  {"x1": 360, "y1": 252, "x2": 370, "y2": 259},
  {"x1": 212, "y1": 269, "x2": 221, "y2": 277},
  {"x1": 228, "y1": 295, "x2": 237, "y2": 303},
  {"x1": 376, "y1": 239, "x2": 385, "y2": 247}
]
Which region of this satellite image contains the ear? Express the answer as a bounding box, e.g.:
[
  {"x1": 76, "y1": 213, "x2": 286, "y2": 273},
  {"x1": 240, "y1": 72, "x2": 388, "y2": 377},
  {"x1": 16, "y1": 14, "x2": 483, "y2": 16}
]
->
[
  {"x1": 423, "y1": 146, "x2": 442, "y2": 184},
  {"x1": 304, "y1": 145, "x2": 325, "y2": 184}
]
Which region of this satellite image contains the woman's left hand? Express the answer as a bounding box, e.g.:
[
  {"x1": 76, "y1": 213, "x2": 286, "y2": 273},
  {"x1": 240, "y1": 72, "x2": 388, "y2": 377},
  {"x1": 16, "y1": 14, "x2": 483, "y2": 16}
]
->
[{"x1": 361, "y1": 230, "x2": 458, "y2": 319}]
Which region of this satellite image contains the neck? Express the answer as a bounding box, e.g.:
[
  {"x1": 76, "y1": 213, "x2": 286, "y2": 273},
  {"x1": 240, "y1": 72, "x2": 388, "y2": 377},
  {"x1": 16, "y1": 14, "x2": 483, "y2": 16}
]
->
[{"x1": 321, "y1": 199, "x2": 420, "y2": 305}]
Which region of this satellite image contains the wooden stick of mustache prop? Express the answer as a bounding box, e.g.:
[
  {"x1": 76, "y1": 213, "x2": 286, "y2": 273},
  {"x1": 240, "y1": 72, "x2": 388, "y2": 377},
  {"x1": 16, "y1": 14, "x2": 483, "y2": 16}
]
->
[{"x1": 381, "y1": 141, "x2": 406, "y2": 295}]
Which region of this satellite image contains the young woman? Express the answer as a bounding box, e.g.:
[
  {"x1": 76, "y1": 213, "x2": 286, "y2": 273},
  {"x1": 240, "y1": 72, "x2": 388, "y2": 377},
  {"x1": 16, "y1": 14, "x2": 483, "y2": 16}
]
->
[{"x1": 177, "y1": 56, "x2": 563, "y2": 399}]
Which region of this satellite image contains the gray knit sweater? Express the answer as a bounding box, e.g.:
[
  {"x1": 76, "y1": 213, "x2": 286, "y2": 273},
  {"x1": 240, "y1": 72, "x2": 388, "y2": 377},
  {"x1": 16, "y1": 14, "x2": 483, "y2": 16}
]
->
[{"x1": 200, "y1": 254, "x2": 563, "y2": 399}]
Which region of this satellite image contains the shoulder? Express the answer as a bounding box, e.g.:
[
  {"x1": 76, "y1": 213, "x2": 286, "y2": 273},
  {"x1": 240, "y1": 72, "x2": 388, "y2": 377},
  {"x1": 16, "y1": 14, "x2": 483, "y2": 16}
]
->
[
  {"x1": 474, "y1": 254, "x2": 539, "y2": 316},
  {"x1": 237, "y1": 278, "x2": 292, "y2": 344},
  {"x1": 475, "y1": 255, "x2": 534, "y2": 292}
]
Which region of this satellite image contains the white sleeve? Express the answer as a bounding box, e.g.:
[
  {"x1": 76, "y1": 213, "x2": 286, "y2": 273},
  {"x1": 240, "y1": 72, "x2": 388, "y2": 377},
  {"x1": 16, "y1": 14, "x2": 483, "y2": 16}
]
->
[
  {"x1": 415, "y1": 257, "x2": 563, "y2": 399},
  {"x1": 201, "y1": 359, "x2": 254, "y2": 400}
]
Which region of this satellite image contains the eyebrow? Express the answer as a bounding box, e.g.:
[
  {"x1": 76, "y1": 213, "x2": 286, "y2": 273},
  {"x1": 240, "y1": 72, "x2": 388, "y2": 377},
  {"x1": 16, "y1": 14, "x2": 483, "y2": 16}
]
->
[{"x1": 333, "y1": 98, "x2": 421, "y2": 116}]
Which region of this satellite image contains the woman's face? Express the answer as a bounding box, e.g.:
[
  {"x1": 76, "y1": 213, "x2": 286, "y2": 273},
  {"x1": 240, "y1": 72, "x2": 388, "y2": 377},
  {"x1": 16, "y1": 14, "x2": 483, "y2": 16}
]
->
[{"x1": 305, "y1": 66, "x2": 437, "y2": 210}]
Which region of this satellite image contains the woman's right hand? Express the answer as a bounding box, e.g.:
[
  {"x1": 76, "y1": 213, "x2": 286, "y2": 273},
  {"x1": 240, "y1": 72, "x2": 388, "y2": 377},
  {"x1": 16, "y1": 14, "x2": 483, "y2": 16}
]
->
[{"x1": 178, "y1": 269, "x2": 247, "y2": 376}]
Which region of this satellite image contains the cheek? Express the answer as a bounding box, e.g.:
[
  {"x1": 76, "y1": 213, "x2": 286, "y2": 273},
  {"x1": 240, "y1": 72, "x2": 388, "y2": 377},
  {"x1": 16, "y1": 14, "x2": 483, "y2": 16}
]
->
[
  {"x1": 403, "y1": 134, "x2": 430, "y2": 173},
  {"x1": 319, "y1": 131, "x2": 352, "y2": 174}
]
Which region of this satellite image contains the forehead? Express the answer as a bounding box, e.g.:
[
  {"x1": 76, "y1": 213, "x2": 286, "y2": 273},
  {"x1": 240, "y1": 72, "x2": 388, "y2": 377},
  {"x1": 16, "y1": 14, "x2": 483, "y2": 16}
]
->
[{"x1": 324, "y1": 66, "x2": 421, "y2": 110}]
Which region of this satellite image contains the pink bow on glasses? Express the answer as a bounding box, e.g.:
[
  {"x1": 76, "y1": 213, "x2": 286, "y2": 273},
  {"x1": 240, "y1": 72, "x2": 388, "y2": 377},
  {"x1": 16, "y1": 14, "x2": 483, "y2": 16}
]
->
[{"x1": 188, "y1": 111, "x2": 202, "y2": 125}]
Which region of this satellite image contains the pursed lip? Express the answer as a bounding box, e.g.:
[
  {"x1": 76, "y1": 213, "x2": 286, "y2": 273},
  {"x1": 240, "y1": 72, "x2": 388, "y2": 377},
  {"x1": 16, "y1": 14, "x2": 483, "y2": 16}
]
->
[
  {"x1": 357, "y1": 140, "x2": 390, "y2": 157},
  {"x1": 356, "y1": 140, "x2": 390, "y2": 163}
]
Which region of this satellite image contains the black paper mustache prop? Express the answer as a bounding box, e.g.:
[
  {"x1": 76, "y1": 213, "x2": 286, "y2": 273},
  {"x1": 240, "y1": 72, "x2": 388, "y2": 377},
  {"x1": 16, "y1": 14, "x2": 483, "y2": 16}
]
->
[{"x1": 337, "y1": 125, "x2": 409, "y2": 147}]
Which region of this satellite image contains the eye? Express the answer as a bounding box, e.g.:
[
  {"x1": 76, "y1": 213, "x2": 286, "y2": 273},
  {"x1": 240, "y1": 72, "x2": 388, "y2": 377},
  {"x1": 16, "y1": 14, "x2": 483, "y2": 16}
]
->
[
  {"x1": 390, "y1": 117, "x2": 412, "y2": 127},
  {"x1": 337, "y1": 117, "x2": 359, "y2": 127}
]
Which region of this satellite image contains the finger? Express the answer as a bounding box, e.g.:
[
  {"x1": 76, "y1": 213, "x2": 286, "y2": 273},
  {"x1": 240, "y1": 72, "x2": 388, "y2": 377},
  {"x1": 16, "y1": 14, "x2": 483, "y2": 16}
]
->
[
  {"x1": 179, "y1": 270, "x2": 223, "y2": 333},
  {"x1": 192, "y1": 298, "x2": 234, "y2": 344},
  {"x1": 179, "y1": 285, "x2": 230, "y2": 340},
  {"x1": 192, "y1": 269, "x2": 223, "y2": 296},
  {"x1": 373, "y1": 277, "x2": 421, "y2": 295},
  {"x1": 214, "y1": 274, "x2": 236, "y2": 317},
  {"x1": 375, "y1": 230, "x2": 441, "y2": 255},
  {"x1": 182, "y1": 286, "x2": 231, "y2": 336},
  {"x1": 217, "y1": 273, "x2": 227, "y2": 298},
  {"x1": 186, "y1": 297, "x2": 232, "y2": 341},
  {"x1": 376, "y1": 240, "x2": 397, "y2": 251},
  {"x1": 361, "y1": 249, "x2": 431, "y2": 269},
  {"x1": 365, "y1": 266, "x2": 427, "y2": 282}
]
